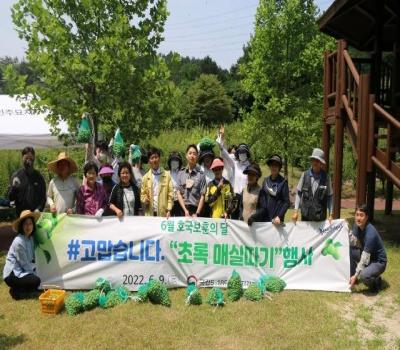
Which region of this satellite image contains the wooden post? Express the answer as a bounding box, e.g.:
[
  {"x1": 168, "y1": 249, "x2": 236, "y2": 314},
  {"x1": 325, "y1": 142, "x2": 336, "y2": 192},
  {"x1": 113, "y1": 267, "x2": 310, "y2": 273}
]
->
[
  {"x1": 366, "y1": 95, "x2": 376, "y2": 220},
  {"x1": 356, "y1": 74, "x2": 370, "y2": 206},
  {"x1": 322, "y1": 51, "x2": 331, "y2": 172},
  {"x1": 332, "y1": 40, "x2": 346, "y2": 218}
]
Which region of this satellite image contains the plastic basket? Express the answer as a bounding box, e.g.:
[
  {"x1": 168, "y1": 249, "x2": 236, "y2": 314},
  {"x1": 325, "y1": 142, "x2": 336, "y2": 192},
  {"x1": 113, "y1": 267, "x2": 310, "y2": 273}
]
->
[{"x1": 39, "y1": 288, "x2": 66, "y2": 315}]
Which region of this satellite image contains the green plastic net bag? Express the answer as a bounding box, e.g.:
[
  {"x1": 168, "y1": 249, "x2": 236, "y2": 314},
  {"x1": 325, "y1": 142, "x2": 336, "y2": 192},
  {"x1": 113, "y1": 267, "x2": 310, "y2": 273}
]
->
[
  {"x1": 99, "y1": 291, "x2": 121, "y2": 309},
  {"x1": 199, "y1": 137, "x2": 215, "y2": 151},
  {"x1": 65, "y1": 292, "x2": 85, "y2": 316},
  {"x1": 112, "y1": 128, "x2": 125, "y2": 157},
  {"x1": 134, "y1": 283, "x2": 150, "y2": 303},
  {"x1": 95, "y1": 277, "x2": 112, "y2": 293},
  {"x1": 147, "y1": 280, "x2": 171, "y2": 307},
  {"x1": 227, "y1": 270, "x2": 243, "y2": 301},
  {"x1": 130, "y1": 144, "x2": 142, "y2": 165},
  {"x1": 185, "y1": 283, "x2": 202, "y2": 305},
  {"x1": 244, "y1": 284, "x2": 263, "y2": 302},
  {"x1": 116, "y1": 285, "x2": 130, "y2": 303},
  {"x1": 83, "y1": 289, "x2": 101, "y2": 311},
  {"x1": 206, "y1": 287, "x2": 225, "y2": 306},
  {"x1": 77, "y1": 117, "x2": 92, "y2": 143},
  {"x1": 265, "y1": 276, "x2": 286, "y2": 293}
]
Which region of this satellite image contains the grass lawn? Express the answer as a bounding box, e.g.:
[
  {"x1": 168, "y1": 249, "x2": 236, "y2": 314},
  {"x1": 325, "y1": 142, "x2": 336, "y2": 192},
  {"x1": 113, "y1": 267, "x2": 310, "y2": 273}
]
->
[{"x1": 0, "y1": 209, "x2": 399, "y2": 350}]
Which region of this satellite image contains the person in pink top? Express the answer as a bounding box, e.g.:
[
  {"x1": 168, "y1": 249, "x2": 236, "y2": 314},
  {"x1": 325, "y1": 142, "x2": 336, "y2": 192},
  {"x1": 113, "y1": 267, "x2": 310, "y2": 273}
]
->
[{"x1": 76, "y1": 161, "x2": 107, "y2": 217}]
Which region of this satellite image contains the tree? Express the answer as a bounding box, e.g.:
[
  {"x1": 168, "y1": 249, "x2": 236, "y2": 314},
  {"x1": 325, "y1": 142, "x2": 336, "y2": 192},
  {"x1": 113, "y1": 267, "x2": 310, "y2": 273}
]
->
[
  {"x1": 182, "y1": 74, "x2": 233, "y2": 127},
  {"x1": 6, "y1": 0, "x2": 174, "y2": 142},
  {"x1": 240, "y1": 0, "x2": 335, "y2": 175}
]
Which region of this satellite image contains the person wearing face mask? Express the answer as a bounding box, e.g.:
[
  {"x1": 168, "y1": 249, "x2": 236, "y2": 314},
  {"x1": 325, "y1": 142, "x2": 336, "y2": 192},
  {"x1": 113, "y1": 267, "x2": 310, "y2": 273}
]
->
[
  {"x1": 8, "y1": 147, "x2": 46, "y2": 216},
  {"x1": 141, "y1": 147, "x2": 173, "y2": 218},
  {"x1": 216, "y1": 126, "x2": 251, "y2": 219},
  {"x1": 256, "y1": 155, "x2": 290, "y2": 225},
  {"x1": 47, "y1": 152, "x2": 81, "y2": 214},
  {"x1": 168, "y1": 151, "x2": 183, "y2": 216}
]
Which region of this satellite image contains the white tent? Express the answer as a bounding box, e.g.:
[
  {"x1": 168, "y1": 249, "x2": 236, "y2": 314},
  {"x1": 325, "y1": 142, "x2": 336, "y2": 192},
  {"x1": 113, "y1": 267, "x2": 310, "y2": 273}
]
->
[{"x1": 0, "y1": 95, "x2": 69, "y2": 150}]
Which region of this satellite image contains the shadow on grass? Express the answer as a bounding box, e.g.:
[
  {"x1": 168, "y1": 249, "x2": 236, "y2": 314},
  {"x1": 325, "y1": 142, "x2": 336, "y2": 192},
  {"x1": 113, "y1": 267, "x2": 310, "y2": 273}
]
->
[{"x1": 0, "y1": 333, "x2": 26, "y2": 350}]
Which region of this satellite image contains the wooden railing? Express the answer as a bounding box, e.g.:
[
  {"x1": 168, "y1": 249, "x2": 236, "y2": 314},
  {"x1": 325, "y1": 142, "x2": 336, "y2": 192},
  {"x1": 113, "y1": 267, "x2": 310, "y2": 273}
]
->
[
  {"x1": 323, "y1": 39, "x2": 400, "y2": 217},
  {"x1": 370, "y1": 101, "x2": 400, "y2": 188}
]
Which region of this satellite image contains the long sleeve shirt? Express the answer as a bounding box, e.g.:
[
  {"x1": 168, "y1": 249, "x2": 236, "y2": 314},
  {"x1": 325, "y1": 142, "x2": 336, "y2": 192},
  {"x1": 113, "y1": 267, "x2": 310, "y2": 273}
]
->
[
  {"x1": 8, "y1": 168, "x2": 46, "y2": 215},
  {"x1": 216, "y1": 139, "x2": 250, "y2": 195},
  {"x1": 47, "y1": 176, "x2": 81, "y2": 213},
  {"x1": 3, "y1": 234, "x2": 36, "y2": 279},
  {"x1": 76, "y1": 183, "x2": 108, "y2": 215}
]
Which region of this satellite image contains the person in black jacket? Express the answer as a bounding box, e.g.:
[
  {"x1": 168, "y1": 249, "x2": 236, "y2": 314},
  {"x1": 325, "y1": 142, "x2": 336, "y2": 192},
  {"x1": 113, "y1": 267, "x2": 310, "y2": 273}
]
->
[
  {"x1": 8, "y1": 147, "x2": 46, "y2": 215},
  {"x1": 257, "y1": 155, "x2": 290, "y2": 225},
  {"x1": 109, "y1": 162, "x2": 141, "y2": 218}
]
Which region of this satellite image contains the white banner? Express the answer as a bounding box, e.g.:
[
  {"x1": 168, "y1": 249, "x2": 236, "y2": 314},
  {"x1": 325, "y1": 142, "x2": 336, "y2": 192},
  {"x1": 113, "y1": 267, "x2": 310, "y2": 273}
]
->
[{"x1": 35, "y1": 213, "x2": 351, "y2": 292}]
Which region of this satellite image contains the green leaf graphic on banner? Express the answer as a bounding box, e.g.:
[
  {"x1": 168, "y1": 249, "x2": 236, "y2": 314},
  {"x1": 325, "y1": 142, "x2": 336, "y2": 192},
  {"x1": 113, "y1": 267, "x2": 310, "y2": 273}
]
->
[
  {"x1": 43, "y1": 249, "x2": 52, "y2": 263},
  {"x1": 322, "y1": 239, "x2": 342, "y2": 260}
]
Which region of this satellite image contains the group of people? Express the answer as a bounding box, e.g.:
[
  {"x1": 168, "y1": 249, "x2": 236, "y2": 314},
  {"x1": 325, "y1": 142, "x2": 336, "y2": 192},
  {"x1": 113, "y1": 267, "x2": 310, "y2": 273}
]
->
[{"x1": 2, "y1": 127, "x2": 387, "y2": 299}]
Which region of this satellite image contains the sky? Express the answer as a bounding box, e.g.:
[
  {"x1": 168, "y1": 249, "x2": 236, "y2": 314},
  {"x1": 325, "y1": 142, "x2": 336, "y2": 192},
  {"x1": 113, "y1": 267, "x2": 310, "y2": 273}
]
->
[{"x1": 0, "y1": 0, "x2": 334, "y2": 70}]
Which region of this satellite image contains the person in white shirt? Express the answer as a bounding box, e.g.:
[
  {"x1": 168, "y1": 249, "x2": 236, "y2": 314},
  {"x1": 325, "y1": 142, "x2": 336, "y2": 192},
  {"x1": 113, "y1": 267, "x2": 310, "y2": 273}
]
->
[
  {"x1": 47, "y1": 152, "x2": 80, "y2": 214},
  {"x1": 216, "y1": 126, "x2": 251, "y2": 219}
]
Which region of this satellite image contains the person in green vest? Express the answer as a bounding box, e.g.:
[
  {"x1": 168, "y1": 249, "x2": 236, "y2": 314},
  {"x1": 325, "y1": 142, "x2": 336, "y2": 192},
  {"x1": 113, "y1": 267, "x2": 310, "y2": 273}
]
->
[{"x1": 140, "y1": 147, "x2": 174, "y2": 218}]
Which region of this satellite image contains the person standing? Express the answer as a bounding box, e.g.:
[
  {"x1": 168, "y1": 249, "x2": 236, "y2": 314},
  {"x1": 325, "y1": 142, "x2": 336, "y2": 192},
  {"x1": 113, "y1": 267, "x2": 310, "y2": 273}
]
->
[
  {"x1": 292, "y1": 148, "x2": 333, "y2": 222},
  {"x1": 109, "y1": 161, "x2": 141, "y2": 218},
  {"x1": 168, "y1": 151, "x2": 183, "y2": 216},
  {"x1": 216, "y1": 126, "x2": 251, "y2": 219},
  {"x1": 205, "y1": 158, "x2": 234, "y2": 219},
  {"x1": 177, "y1": 145, "x2": 206, "y2": 217},
  {"x1": 239, "y1": 162, "x2": 262, "y2": 225},
  {"x1": 349, "y1": 205, "x2": 387, "y2": 293},
  {"x1": 3, "y1": 210, "x2": 41, "y2": 300},
  {"x1": 76, "y1": 161, "x2": 108, "y2": 217},
  {"x1": 141, "y1": 147, "x2": 173, "y2": 218},
  {"x1": 257, "y1": 155, "x2": 290, "y2": 224},
  {"x1": 47, "y1": 152, "x2": 80, "y2": 214},
  {"x1": 8, "y1": 147, "x2": 46, "y2": 215}
]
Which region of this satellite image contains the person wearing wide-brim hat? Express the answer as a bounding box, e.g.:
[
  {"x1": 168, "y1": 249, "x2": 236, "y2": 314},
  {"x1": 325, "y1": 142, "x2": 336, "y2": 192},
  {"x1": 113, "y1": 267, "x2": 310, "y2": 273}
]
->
[
  {"x1": 3, "y1": 210, "x2": 41, "y2": 300},
  {"x1": 292, "y1": 148, "x2": 333, "y2": 223},
  {"x1": 239, "y1": 162, "x2": 262, "y2": 225},
  {"x1": 256, "y1": 154, "x2": 290, "y2": 225},
  {"x1": 47, "y1": 152, "x2": 81, "y2": 214}
]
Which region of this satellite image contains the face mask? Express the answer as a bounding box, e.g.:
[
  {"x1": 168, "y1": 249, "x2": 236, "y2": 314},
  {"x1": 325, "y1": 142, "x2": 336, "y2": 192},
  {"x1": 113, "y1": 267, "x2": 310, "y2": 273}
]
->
[
  {"x1": 170, "y1": 160, "x2": 179, "y2": 171},
  {"x1": 238, "y1": 153, "x2": 247, "y2": 162},
  {"x1": 97, "y1": 153, "x2": 108, "y2": 163},
  {"x1": 102, "y1": 177, "x2": 112, "y2": 184}
]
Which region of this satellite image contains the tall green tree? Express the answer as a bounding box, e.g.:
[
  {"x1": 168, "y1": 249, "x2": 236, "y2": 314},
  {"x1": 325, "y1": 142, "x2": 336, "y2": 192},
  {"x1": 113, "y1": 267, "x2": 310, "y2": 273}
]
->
[
  {"x1": 6, "y1": 0, "x2": 174, "y2": 142},
  {"x1": 241, "y1": 0, "x2": 335, "y2": 174},
  {"x1": 183, "y1": 74, "x2": 232, "y2": 127}
]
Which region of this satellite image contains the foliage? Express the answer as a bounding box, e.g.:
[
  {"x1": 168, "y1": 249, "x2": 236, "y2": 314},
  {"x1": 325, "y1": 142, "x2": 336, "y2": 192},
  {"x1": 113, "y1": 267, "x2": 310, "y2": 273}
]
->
[
  {"x1": 7, "y1": 0, "x2": 173, "y2": 142},
  {"x1": 240, "y1": 0, "x2": 336, "y2": 175},
  {"x1": 180, "y1": 74, "x2": 233, "y2": 127}
]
